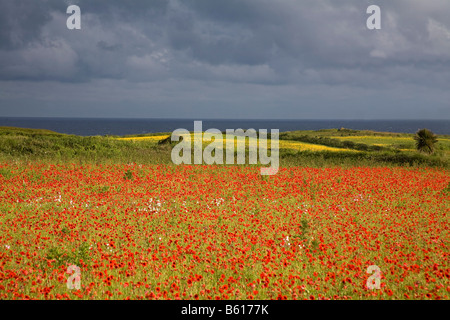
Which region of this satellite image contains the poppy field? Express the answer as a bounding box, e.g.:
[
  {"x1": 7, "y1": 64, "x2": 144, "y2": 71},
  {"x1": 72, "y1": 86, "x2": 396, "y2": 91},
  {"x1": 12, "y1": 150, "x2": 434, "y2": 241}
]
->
[{"x1": 0, "y1": 162, "x2": 449, "y2": 300}]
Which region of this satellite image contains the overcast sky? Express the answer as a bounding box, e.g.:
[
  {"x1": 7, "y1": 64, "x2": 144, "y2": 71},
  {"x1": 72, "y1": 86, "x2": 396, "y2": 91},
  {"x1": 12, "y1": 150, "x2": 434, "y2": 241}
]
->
[{"x1": 0, "y1": 0, "x2": 449, "y2": 119}]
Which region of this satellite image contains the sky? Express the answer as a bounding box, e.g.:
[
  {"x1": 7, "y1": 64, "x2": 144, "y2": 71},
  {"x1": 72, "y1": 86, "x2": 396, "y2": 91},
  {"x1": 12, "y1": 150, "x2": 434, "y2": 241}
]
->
[{"x1": 0, "y1": 0, "x2": 449, "y2": 119}]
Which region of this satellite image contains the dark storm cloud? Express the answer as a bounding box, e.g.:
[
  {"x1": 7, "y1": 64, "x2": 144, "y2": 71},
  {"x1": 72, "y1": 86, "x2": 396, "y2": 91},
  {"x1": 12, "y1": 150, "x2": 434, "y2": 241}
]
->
[
  {"x1": 0, "y1": 0, "x2": 449, "y2": 118},
  {"x1": 0, "y1": 0, "x2": 53, "y2": 50},
  {"x1": 1, "y1": 0, "x2": 450, "y2": 83}
]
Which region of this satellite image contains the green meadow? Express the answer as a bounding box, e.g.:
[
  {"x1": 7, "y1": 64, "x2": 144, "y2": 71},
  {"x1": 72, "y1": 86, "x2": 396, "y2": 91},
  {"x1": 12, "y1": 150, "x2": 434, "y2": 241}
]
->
[{"x1": 0, "y1": 126, "x2": 448, "y2": 168}]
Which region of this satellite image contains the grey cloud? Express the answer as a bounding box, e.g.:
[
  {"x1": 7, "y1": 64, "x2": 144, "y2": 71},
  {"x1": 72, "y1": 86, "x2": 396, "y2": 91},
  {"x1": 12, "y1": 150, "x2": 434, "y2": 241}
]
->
[
  {"x1": 97, "y1": 41, "x2": 122, "y2": 52},
  {"x1": 0, "y1": 0, "x2": 53, "y2": 50},
  {"x1": 0, "y1": 0, "x2": 449, "y2": 119},
  {"x1": 1, "y1": 0, "x2": 450, "y2": 84}
]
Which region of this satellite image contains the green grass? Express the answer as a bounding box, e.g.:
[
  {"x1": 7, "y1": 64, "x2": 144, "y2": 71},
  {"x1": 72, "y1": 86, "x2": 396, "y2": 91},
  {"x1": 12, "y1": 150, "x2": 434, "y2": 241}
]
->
[
  {"x1": 0, "y1": 126, "x2": 172, "y2": 164},
  {"x1": 280, "y1": 129, "x2": 450, "y2": 150},
  {"x1": 0, "y1": 126, "x2": 64, "y2": 137},
  {"x1": 0, "y1": 126, "x2": 448, "y2": 169}
]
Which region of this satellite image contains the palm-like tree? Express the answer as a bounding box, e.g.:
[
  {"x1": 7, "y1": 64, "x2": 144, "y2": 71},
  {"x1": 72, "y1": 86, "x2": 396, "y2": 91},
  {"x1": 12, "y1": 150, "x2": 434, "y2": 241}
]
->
[{"x1": 414, "y1": 129, "x2": 438, "y2": 154}]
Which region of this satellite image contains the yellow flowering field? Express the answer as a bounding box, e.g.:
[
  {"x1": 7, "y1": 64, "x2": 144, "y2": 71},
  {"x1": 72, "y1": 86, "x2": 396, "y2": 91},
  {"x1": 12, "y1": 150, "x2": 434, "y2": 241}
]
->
[{"x1": 117, "y1": 135, "x2": 170, "y2": 142}]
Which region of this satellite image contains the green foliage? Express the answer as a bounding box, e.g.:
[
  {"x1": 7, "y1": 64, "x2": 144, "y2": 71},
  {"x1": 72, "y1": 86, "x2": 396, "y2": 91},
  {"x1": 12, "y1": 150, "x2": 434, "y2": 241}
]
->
[
  {"x1": 300, "y1": 218, "x2": 309, "y2": 234},
  {"x1": 443, "y1": 182, "x2": 450, "y2": 194},
  {"x1": 414, "y1": 129, "x2": 438, "y2": 154},
  {"x1": 311, "y1": 239, "x2": 319, "y2": 251},
  {"x1": 98, "y1": 186, "x2": 110, "y2": 194},
  {"x1": 281, "y1": 128, "x2": 405, "y2": 138},
  {"x1": 158, "y1": 135, "x2": 178, "y2": 146},
  {"x1": 292, "y1": 218, "x2": 310, "y2": 242},
  {"x1": 0, "y1": 127, "x2": 174, "y2": 164},
  {"x1": 279, "y1": 134, "x2": 389, "y2": 152},
  {"x1": 74, "y1": 242, "x2": 91, "y2": 263},
  {"x1": 45, "y1": 247, "x2": 67, "y2": 267},
  {"x1": 0, "y1": 126, "x2": 448, "y2": 168},
  {"x1": 123, "y1": 169, "x2": 133, "y2": 180},
  {"x1": 0, "y1": 126, "x2": 62, "y2": 136},
  {"x1": 280, "y1": 150, "x2": 448, "y2": 168},
  {"x1": 0, "y1": 168, "x2": 13, "y2": 179},
  {"x1": 45, "y1": 242, "x2": 91, "y2": 268}
]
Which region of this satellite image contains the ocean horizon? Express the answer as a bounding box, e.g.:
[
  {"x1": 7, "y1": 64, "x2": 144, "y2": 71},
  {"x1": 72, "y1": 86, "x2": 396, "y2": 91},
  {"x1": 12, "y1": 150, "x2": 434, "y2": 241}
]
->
[{"x1": 0, "y1": 117, "x2": 449, "y2": 136}]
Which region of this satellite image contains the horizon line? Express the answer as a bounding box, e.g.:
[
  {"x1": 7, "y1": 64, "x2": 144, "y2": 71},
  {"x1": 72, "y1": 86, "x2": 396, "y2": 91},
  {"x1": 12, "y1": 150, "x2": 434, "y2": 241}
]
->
[{"x1": 1, "y1": 116, "x2": 449, "y2": 121}]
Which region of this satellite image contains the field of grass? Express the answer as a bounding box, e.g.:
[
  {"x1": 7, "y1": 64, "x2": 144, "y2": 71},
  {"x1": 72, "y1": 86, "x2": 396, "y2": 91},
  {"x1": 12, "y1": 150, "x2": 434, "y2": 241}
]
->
[
  {"x1": 118, "y1": 135, "x2": 170, "y2": 142},
  {"x1": 1, "y1": 126, "x2": 446, "y2": 168},
  {"x1": 333, "y1": 135, "x2": 450, "y2": 152},
  {"x1": 0, "y1": 126, "x2": 448, "y2": 300}
]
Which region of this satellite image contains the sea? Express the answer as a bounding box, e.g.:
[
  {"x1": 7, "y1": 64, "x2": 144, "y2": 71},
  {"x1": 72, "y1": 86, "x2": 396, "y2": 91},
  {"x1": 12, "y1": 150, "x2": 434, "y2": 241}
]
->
[{"x1": 0, "y1": 117, "x2": 448, "y2": 136}]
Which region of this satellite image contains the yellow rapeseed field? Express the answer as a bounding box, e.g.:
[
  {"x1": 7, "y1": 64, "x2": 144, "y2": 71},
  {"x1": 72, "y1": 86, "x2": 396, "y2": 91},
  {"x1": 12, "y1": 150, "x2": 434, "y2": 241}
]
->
[
  {"x1": 279, "y1": 140, "x2": 358, "y2": 152},
  {"x1": 118, "y1": 133, "x2": 357, "y2": 153},
  {"x1": 336, "y1": 136, "x2": 412, "y2": 140},
  {"x1": 117, "y1": 135, "x2": 170, "y2": 141}
]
